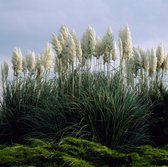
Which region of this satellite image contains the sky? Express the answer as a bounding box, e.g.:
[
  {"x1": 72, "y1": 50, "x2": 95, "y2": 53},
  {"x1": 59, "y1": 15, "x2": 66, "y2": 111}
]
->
[{"x1": 0, "y1": 0, "x2": 168, "y2": 64}]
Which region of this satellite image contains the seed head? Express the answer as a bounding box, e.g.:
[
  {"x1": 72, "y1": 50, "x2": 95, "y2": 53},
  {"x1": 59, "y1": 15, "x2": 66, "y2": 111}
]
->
[
  {"x1": 67, "y1": 34, "x2": 76, "y2": 64},
  {"x1": 58, "y1": 33, "x2": 65, "y2": 48},
  {"x1": 12, "y1": 48, "x2": 23, "y2": 76},
  {"x1": 52, "y1": 33, "x2": 62, "y2": 58},
  {"x1": 81, "y1": 31, "x2": 88, "y2": 60},
  {"x1": 149, "y1": 48, "x2": 157, "y2": 77},
  {"x1": 133, "y1": 48, "x2": 142, "y2": 68},
  {"x1": 36, "y1": 55, "x2": 43, "y2": 78},
  {"x1": 119, "y1": 25, "x2": 133, "y2": 59},
  {"x1": 1, "y1": 61, "x2": 9, "y2": 81},
  {"x1": 81, "y1": 26, "x2": 96, "y2": 60},
  {"x1": 139, "y1": 48, "x2": 149, "y2": 72},
  {"x1": 70, "y1": 30, "x2": 83, "y2": 64},
  {"x1": 22, "y1": 57, "x2": 27, "y2": 75},
  {"x1": 76, "y1": 41, "x2": 82, "y2": 63},
  {"x1": 59, "y1": 25, "x2": 69, "y2": 40},
  {"x1": 112, "y1": 42, "x2": 117, "y2": 61},
  {"x1": 70, "y1": 30, "x2": 78, "y2": 47},
  {"x1": 41, "y1": 42, "x2": 54, "y2": 70},
  {"x1": 118, "y1": 38, "x2": 123, "y2": 60},
  {"x1": 126, "y1": 57, "x2": 135, "y2": 74},
  {"x1": 102, "y1": 27, "x2": 114, "y2": 63},
  {"x1": 162, "y1": 54, "x2": 168, "y2": 72},
  {"x1": 156, "y1": 43, "x2": 165, "y2": 69},
  {"x1": 26, "y1": 51, "x2": 36, "y2": 73},
  {"x1": 94, "y1": 37, "x2": 103, "y2": 59}
]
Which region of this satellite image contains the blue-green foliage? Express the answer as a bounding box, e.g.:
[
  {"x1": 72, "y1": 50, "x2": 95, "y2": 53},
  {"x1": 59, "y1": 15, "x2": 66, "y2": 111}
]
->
[{"x1": 0, "y1": 72, "x2": 150, "y2": 151}]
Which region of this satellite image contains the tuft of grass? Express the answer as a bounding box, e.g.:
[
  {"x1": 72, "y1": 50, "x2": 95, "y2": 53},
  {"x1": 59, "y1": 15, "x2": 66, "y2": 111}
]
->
[
  {"x1": 145, "y1": 83, "x2": 168, "y2": 146},
  {"x1": 70, "y1": 72, "x2": 151, "y2": 150},
  {"x1": 0, "y1": 72, "x2": 150, "y2": 150}
]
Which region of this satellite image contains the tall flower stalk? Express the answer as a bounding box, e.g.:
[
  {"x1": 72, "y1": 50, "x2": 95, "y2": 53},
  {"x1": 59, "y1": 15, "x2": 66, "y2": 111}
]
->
[
  {"x1": 156, "y1": 43, "x2": 165, "y2": 82},
  {"x1": 1, "y1": 61, "x2": 9, "y2": 91},
  {"x1": 102, "y1": 27, "x2": 114, "y2": 78},
  {"x1": 41, "y1": 42, "x2": 54, "y2": 82},
  {"x1": 12, "y1": 48, "x2": 23, "y2": 90},
  {"x1": 4, "y1": 25, "x2": 168, "y2": 100},
  {"x1": 118, "y1": 25, "x2": 133, "y2": 85},
  {"x1": 12, "y1": 48, "x2": 23, "y2": 78}
]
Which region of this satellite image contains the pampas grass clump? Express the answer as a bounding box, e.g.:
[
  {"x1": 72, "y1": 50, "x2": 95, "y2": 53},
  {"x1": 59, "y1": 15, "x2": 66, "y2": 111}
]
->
[{"x1": 1, "y1": 24, "x2": 168, "y2": 150}]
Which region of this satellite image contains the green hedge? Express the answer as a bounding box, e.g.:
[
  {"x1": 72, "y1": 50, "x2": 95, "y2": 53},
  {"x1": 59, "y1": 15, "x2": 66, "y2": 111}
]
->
[{"x1": 0, "y1": 137, "x2": 168, "y2": 167}]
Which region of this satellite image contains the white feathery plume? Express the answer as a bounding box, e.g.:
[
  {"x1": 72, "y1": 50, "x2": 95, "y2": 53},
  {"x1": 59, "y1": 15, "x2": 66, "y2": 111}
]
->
[
  {"x1": 81, "y1": 26, "x2": 96, "y2": 60},
  {"x1": 67, "y1": 34, "x2": 76, "y2": 65},
  {"x1": 61, "y1": 33, "x2": 76, "y2": 71},
  {"x1": 102, "y1": 27, "x2": 114, "y2": 64},
  {"x1": 112, "y1": 41, "x2": 117, "y2": 61},
  {"x1": 57, "y1": 26, "x2": 70, "y2": 64},
  {"x1": 126, "y1": 57, "x2": 135, "y2": 86},
  {"x1": 26, "y1": 51, "x2": 36, "y2": 73},
  {"x1": 70, "y1": 30, "x2": 83, "y2": 63},
  {"x1": 133, "y1": 48, "x2": 142, "y2": 68},
  {"x1": 12, "y1": 48, "x2": 23, "y2": 76},
  {"x1": 41, "y1": 42, "x2": 54, "y2": 71},
  {"x1": 156, "y1": 43, "x2": 165, "y2": 69},
  {"x1": 132, "y1": 48, "x2": 142, "y2": 76},
  {"x1": 139, "y1": 48, "x2": 149, "y2": 72},
  {"x1": 102, "y1": 27, "x2": 113, "y2": 53},
  {"x1": 22, "y1": 57, "x2": 27, "y2": 75},
  {"x1": 70, "y1": 30, "x2": 78, "y2": 47},
  {"x1": 54, "y1": 55, "x2": 59, "y2": 74},
  {"x1": 58, "y1": 33, "x2": 65, "y2": 48},
  {"x1": 86, "y1": 26, "x2": 96, "y2": 56},
  {"x1": 52, "y1": 33, "x2": 62, "y2": 58},
  {"x1": 81, "y1": 31, "x2": 88, "y2": 60},
  {"x1": 61, "y1": 44, "x2": 69, "y2": 72},
  {"x1": 36, "y1": 54, "x2": 43, "y2": 78},
  {"x1": 149, "y1": 48, "x2": 157, "y2": 77},
  {"x1": 59, "y1": 25, "x2": 69, "y2": 40},
  {"x1": 162, "y1": 54, "x2": 168, "y2": 72},
  {"x1": 76, "y1": 41, "x2": 82, "y2": 63},
  {"x1": 94, "y1": 36, "x2": 103, "y2": 59},
  {"x1": 119, "y1": 25, "x2": 133, "y2": 59},
  {"x1": 1, "y1": 61, "x2": 9, "y2": 81},
  {"x1": 118, "y1": 38, "x2": 123, "y2": 60},
  {"x1": 126, "y1": 57, "x2": 135, "y2": 74}
]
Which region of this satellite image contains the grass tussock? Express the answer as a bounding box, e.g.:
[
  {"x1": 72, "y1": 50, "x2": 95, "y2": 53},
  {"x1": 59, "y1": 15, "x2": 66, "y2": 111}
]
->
[
  {"x1": 1, "y1": 24, "x2": 168, "y2": 152},
  {"x1": 0, "y1": 72, "x2": 150, "y2": 150}
]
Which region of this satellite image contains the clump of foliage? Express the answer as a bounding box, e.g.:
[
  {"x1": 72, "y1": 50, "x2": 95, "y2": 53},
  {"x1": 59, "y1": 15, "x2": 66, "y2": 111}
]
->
[
  {"x1": 1, "y1": 24, "x2": 168, "y2": 150},
  {"x1": 0, "y1": 71, "x2": 150, "y2": 151},
  {"x1": 72, "y1": 73, "x2": 150, "y2": 150},
  {"x1": 0, "y1": 137, "x2": 131, "y2": 167},
  {"x1": 146, "y1": 83, "x2": 168, "y2": 146},
  {"x1": 1, "y1": 137, "x2": 168, "y2": 167}
]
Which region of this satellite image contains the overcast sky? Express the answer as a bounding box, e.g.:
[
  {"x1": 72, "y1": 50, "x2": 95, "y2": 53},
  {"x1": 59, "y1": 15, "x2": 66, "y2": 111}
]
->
[{"x1": 0, "y1": 0, "x2": 168, "y2": 63}]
